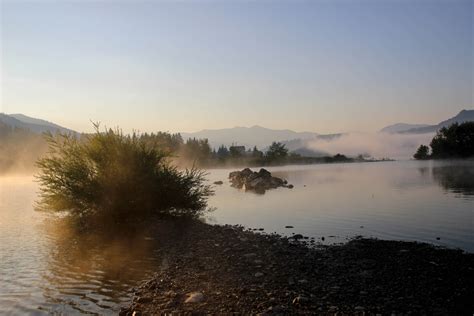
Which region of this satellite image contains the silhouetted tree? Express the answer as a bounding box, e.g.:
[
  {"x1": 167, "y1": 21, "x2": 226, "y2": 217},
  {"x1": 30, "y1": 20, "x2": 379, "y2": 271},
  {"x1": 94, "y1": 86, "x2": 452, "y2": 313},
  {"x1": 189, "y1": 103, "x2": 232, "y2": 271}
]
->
[
  {"x1": 182, "y1": 138, "x2": 212, "y2": 163},
  {"x1": 216, "y1": 145, "x2": 229, "y2": 160},
  {"x1": 414, "y1": 145, "x2": 430, "y2": 160},
  {"x1": 140, "y1": 132, "x2": 183, "y2": 154},
  {"x1": 430, "y1": 122, "x2": 474, "y2": 158},
  {"x1": 265, "y1": 142, "x2": 288, "y2": 161},
  {"x1": 332, "y1": 153, "x2": 349, "y2": 161},
  {"x1": 229, "y1": 146, "x2": 245, "y2": 158},
  {"x1": 252, "y1": 146, "x2": 263, "y2": 158}
]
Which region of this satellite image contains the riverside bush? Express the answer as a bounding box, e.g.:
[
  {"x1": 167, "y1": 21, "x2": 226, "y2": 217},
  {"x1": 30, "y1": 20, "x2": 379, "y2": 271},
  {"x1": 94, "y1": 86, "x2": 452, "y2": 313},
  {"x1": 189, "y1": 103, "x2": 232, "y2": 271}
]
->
[{"x1": 36, "y1": 125, "x2": 212, "y2": 221}]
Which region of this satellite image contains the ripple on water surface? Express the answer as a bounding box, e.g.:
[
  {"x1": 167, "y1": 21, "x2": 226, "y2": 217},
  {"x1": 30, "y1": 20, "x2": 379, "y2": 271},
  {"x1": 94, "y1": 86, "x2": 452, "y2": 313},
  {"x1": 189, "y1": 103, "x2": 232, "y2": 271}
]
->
[{"x1": 1, "y1": 161, "x2": 473, "y2": 314}]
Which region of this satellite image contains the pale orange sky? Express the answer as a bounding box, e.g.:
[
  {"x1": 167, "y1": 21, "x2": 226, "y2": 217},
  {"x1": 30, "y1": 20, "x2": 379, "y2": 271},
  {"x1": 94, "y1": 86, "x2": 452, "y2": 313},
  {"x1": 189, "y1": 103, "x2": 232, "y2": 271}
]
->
[{"x1": 1, "y1": 1, "x2": 472, "y2": 134}]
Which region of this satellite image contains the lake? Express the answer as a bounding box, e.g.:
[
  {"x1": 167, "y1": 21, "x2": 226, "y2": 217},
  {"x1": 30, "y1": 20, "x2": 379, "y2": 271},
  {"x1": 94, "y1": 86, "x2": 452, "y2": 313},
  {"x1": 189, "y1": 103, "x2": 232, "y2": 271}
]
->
[{"x1": 1, "y1": 160, "x2": 473, "y2": 314}]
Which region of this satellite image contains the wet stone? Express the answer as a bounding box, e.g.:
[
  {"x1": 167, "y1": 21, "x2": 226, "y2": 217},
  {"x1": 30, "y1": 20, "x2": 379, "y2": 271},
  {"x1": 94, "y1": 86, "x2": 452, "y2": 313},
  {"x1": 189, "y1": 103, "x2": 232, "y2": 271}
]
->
[{"x1": 185, "y1": 292, "x2": 204, "y2": 303}]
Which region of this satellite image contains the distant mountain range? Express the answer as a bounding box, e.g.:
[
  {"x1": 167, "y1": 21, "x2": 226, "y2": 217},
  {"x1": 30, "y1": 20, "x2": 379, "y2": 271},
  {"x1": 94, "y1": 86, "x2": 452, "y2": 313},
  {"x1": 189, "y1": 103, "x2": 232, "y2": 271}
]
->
[
  {"x1": 379, "y1": 123, "x2": 431, "y2": 134},
  {"x1": 0, "y1": 113, "x2": 75, "y2": 135},
  {"x1": 380, "y1": 109, "x2": 474, "y2": 134},
  {"x1": 1, "y1": 109, "x2": 472, "y2": 158}
]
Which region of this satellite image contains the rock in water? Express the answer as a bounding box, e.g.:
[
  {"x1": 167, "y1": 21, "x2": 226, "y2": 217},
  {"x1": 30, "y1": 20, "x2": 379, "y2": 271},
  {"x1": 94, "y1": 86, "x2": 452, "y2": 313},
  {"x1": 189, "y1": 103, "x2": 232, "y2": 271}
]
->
[
  {"x1": 257, "y1": 168, "x2": 271, "y2": 178},
  {"x1": 228, "y1": 168, "x2": 292, "y2": 193},
  {"x1": 184, "y1": 292, "x2": 204, "y2": 303},
  {"x1": 291, "y1": 234, "x2": 304, "y2": 240}
]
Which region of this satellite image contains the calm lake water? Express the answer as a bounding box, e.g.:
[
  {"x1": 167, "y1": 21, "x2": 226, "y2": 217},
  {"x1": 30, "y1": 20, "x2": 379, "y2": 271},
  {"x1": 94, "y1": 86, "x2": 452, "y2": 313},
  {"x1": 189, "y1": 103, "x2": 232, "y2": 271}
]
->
[{"x1": 1, "y1": 160, "x2": 473, "y2": 314}]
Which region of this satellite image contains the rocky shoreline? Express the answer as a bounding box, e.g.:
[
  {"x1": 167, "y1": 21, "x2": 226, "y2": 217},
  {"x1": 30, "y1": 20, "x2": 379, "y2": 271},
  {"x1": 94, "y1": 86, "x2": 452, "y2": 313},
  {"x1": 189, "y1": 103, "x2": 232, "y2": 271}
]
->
[{"x1": 122, "y1": 220, "x2": 473, "y2": 315}]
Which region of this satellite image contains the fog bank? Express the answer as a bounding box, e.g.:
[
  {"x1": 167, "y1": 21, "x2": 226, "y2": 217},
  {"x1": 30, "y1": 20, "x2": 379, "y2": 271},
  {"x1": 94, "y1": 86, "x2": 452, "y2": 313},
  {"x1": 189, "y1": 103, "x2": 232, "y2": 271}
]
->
[{"x1": 307, "y1": 132, "x2": 435, "y2": 160}]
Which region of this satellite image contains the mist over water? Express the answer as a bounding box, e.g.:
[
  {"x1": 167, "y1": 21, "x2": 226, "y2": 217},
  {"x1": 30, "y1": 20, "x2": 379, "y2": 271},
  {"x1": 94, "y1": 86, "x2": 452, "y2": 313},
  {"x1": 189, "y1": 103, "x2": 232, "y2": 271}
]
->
[
  {"x1": 1, "y1": 160, "x2": 473, "y2": 314},
  {"x1": 206, "y1": 160, "x2": 474, "y2": 251},
  {"x1": 0, "y1": 177, "x2": 163, "y2": 314},
  {"x1": 307, "y1": 132, "x2": 435, "y2": 160},
  {"x1": 0, "y1": 136, "x2": 47, "y2": 176}
]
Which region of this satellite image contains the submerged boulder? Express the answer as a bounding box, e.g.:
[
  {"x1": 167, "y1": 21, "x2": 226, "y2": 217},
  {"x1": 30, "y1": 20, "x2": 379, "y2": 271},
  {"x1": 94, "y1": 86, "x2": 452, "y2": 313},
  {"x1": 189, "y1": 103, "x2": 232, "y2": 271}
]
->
[{"x1": 228, "y1": 168, "x2": 292, "y2": 193}]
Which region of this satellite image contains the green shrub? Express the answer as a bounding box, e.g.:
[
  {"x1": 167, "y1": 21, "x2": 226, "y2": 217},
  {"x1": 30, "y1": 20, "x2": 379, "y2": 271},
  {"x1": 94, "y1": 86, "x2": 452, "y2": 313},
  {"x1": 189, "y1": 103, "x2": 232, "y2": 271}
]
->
[{"x1": 35, "y1": 124, "x2": 212, "y2": 222}]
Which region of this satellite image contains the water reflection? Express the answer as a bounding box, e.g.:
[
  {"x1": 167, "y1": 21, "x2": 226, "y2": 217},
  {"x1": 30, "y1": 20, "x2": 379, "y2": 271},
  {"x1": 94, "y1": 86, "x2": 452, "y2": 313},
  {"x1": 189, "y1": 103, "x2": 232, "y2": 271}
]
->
[
  {"x1": 38, "y1": 216, "x2": 204, "y2": 314},
  {"x1": 39, "y1": 218, "x2": 163, "y2": 315},
  {"x1": 1, "y1": 162, "x2": 474, "y2": 315},
  {"x1": 431, "y1": 164, "x2": 474, "y2": 196},
  {"x1": 207, "y1": 161, "x2": 474, "y2": 252},
  {"x1": 417, "y1": 166, "x2": 430, "y2": 177}
]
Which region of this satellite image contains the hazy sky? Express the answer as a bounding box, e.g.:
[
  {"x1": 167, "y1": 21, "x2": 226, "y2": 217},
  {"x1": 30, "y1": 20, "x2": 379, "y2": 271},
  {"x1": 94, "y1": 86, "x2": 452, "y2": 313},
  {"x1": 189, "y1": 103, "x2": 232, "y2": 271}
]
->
[{"x1": 1, "y1": 0, "x2": 472, "y2": 134}]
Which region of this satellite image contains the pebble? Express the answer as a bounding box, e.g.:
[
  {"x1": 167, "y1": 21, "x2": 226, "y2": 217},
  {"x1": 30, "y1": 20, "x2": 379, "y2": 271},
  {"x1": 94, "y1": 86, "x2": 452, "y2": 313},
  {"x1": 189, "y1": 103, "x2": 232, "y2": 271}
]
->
[
  {"x1": 136, "y1": 296, "x2": 152, "y2": 303},
  {"x1": 292, "y1": 295, "x2": 309, "y2": 305},
  {"x1": 184, "y1": 292, "x2": 204, "y2": 303},
  {"x1": 122, "y1": 220, "x2": 473, "y2": 315},
  {"x1": 328, "y1": 306, "x2": 338, "y2": 312},
  {"x1": 243, "y1": 253, "x2": 257, "y2": 258}
]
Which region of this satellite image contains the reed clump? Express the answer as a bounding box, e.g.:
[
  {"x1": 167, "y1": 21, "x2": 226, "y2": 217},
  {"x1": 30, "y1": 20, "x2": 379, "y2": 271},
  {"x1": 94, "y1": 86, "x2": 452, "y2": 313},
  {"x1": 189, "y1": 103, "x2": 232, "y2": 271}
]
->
[{"x1": 36, "y1": 124, "x2": 212, "y2": 222}]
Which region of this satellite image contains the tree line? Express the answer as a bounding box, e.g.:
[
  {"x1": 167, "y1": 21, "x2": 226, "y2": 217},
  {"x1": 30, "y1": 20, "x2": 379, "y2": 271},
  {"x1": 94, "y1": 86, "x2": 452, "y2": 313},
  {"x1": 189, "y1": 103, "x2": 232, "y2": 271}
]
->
[
  {"x1": 140, "y1": 132, "x2": 295, "y2": 166},
  {"x1": 1, "y1": 122, "x2": 359, "y2": 173},
  {"x1": 414, "y1": 122, "x2": 474, "y2": 160},
  {"x1": 141, "y1": 134, "x2": 354, "y2": 166}
]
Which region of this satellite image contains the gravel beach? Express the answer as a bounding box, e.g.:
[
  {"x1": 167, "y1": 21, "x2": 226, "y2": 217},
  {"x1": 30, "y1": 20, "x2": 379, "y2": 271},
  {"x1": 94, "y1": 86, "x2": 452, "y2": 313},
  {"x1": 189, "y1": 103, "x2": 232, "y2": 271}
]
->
[{"x1": 122, "y1": 219, "x2": 473, "y2": 315}]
